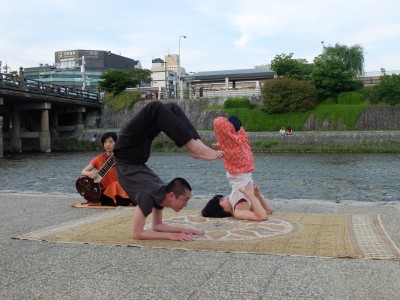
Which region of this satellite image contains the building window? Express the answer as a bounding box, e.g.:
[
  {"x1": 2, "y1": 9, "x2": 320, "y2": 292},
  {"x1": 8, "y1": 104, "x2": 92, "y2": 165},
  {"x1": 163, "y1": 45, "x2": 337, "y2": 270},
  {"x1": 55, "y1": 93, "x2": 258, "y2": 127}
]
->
[{"x1": 60, "y1": 58, "x2": 76, "y2": 69}]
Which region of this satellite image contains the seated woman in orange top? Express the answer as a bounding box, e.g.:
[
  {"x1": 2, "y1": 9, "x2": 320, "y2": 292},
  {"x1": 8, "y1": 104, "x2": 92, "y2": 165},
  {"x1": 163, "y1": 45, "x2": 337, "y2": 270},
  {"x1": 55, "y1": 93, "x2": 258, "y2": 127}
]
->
[{"x1": 80, "y1": 132, "x2": 132, "y2": 206}]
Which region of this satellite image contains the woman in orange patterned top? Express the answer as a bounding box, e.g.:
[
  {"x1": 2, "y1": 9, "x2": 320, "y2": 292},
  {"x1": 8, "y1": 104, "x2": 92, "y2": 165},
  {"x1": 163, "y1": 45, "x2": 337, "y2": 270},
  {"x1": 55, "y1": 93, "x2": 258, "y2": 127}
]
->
[
  {"x1": 80, "y1": 132, "x2": 131, "y2": 206},
  {"x1": 202, "y1": 116, "x2": 273, "y2": 221}
]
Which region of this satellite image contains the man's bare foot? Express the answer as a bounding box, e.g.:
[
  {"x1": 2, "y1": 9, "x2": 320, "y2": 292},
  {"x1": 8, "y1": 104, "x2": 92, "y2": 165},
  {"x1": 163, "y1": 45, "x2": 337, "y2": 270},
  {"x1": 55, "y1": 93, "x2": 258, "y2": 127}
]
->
[{"x1": 185, "y1": 139, "x2": 224, "y2": 160}]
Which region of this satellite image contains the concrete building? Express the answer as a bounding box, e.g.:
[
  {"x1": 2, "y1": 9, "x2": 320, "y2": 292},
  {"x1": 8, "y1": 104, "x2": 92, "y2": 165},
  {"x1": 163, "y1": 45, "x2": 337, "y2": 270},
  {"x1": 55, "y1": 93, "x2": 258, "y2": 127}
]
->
[
  {"x1": 149, "y1": 56, "x2": 276, "y2": 99},
  {"x1": 150, "y1": 56, "x2": 178, "y2": 98},
  {"x1": 182, "y1": 67, "x2": 276, "y2": 98},
  {"x1": 24, "y1": 50, "x2": 141, "y2": 92}
]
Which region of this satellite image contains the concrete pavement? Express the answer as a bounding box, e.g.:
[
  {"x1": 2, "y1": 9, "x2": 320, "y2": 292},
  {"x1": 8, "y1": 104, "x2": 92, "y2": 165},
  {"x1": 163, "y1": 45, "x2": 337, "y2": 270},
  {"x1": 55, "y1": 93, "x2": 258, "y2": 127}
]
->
[{"x1": 0, "y1": 192, "x2": 399, "y2": 300}]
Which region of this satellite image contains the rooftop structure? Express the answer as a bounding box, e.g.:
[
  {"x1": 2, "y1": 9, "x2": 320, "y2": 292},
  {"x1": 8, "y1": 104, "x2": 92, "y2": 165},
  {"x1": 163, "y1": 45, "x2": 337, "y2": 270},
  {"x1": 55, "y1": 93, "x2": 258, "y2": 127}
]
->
[
  {"x1": 182, "y1": 68, "x2": 276, "y2": 83},
  {"x1": 23, "y1": 50, "x2": 141, "y2": 91}
]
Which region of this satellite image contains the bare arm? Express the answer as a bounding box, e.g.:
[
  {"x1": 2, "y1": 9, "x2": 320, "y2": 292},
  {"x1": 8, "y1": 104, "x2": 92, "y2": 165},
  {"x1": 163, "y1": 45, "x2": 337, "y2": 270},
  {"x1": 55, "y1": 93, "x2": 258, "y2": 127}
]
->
[
  {"x1": 233, "y1": 182, "x2": 268, "y2": 221},
  {"x1": 254, "y1": 185, "x2": 273, "y2": 214},
  {"x1": 152, "y1": 209, "x2": 204, "y2": 236},
  {"x1": 80, "y1": 163, "x2": 98, "y2": 179},
  {"x1": 132, "y1": 207, "x2": 202, "y2": 241}
]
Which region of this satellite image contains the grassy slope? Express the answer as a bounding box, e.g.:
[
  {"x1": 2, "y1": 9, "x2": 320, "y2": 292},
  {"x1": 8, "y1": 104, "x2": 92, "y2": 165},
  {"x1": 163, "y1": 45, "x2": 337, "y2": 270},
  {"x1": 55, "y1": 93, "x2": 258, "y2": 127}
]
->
[{"x1": 225, "y1": 103, "x2": 368, "y2": 131}]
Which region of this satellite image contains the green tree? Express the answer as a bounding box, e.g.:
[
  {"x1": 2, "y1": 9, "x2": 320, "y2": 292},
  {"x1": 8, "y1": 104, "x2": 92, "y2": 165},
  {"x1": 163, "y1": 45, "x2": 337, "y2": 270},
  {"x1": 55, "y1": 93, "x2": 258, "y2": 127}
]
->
[
  {"x1": 311, "y1": 43, "x2": 365, "y2": 100},
  {"x1": 324, "y1": 43, "x2": 365, "y2": 76},
  {"x1": 9, "y1": 70, "x2": 19, "y2": 78},
  {"x1": 99, "y1": 69, "x2": 152, "y2": 95},
  {"x1": 270, "y1": 53, "x2": 313, "y2": 81},
  {"x1": 130, "y1": 68, "x2": 152, "y2": 89},
  {"x1": 376, "y1": 73, "x2": 400, "y2": 105},
  {"x1": 261, "y1": 78, "x2": 317, "y2": 113}
]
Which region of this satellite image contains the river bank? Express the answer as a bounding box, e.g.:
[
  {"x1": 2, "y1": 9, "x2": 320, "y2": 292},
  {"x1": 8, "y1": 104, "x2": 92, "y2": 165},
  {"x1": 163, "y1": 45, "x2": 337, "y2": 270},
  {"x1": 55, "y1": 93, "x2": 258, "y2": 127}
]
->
[
  {"x1": 2, "y1": 100, "x2": 400, "y2": 155},
  {"x1": 54, "y1": 99, "x2": 400, "y2": 153},
  {"x1": 51, "y1": 129, "x2": 400, "y2": 153}
]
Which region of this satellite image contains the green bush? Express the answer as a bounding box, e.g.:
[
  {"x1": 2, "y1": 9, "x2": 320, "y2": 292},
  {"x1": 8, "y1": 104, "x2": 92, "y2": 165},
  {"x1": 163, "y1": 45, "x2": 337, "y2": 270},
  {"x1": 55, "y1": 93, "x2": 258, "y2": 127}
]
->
[
  {"x1": 104, "y1": 91, "x2": 141, "y2": 110},
  {"x1": 224, "y1": 97, "x2": 251, "y2": 109},
  {"x1": 324, "y1": 98, "x2": 337, "y2": 104},
  {"x1": 337, "y1": 91, "x2": 365, "y2": 104},
  {"x1": 261, "y1": 78, "x2": 317, "y2": 113},
  {"x1": 355, "y1": 86, "x2": 381, "y2": 104},
  {"x1": 368, "y1": 86, "x2": 381, "y2": 104},
  {"x1": 377, "y1": 74, "x2": 400, "y2": 105}
]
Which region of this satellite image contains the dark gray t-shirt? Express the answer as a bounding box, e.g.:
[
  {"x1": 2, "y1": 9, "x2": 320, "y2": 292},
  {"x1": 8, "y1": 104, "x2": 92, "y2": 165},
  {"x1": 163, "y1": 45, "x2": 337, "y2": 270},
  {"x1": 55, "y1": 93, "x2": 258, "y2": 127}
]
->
[{"x1": 115, "y1": 162, "x2": 166, "y2": 217}]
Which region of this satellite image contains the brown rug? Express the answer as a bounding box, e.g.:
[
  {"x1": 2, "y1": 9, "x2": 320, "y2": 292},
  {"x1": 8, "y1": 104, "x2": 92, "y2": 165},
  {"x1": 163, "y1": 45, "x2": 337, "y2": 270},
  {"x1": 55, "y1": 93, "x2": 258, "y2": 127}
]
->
[
  {"x1": 13, "y1": 208, "x2": 400, "y2": 260},
  {"x1": 70, "y1": 203, "x2": 136, "y2": 209}
]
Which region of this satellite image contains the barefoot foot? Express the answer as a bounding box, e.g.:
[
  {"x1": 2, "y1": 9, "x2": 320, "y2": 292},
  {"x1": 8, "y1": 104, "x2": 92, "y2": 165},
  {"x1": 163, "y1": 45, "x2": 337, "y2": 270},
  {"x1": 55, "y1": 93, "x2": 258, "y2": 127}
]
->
[{"x1": 185, "y1": 139, "x2": 224, "y2": 160}]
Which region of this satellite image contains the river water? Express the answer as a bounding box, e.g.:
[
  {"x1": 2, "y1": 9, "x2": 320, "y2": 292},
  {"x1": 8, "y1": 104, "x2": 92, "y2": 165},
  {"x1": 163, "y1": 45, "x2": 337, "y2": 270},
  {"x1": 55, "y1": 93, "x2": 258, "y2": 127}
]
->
[{"x1": 0, "y1": 152, "x2": 399, "y2": 203}]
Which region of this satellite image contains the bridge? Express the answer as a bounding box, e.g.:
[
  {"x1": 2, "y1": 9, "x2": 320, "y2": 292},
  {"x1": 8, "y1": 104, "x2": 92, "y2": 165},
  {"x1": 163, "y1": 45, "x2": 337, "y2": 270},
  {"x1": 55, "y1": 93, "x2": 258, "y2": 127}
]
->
[{"x1": 0, "y1": 68, "x2": 102, "y2": 157}]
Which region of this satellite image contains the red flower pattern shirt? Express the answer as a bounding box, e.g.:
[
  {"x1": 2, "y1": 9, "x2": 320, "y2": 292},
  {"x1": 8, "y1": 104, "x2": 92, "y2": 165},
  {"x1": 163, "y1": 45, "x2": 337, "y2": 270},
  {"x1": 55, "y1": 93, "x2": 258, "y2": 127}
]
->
[{"x1": 213, "y1": 116, "x2": 255, "y2": 175}]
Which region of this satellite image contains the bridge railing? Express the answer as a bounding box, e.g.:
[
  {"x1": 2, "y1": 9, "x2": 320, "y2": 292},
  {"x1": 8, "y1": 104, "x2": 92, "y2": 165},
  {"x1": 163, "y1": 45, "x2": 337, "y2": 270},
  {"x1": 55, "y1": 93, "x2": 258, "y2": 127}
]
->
[
  {"x1": 0, "y1": 73, "x2": 21, "y2": 88},
  {"x1": 0, "y1": 72, "x2": 100, "y2": 102}
]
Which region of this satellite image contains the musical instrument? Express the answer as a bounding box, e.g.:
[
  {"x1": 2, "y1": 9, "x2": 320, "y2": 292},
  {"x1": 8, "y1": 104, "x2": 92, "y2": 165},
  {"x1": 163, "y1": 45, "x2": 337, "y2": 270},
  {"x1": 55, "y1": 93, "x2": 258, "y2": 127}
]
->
[{"x1": 75, "y1": 154, "x2": 115, "y2": 203}]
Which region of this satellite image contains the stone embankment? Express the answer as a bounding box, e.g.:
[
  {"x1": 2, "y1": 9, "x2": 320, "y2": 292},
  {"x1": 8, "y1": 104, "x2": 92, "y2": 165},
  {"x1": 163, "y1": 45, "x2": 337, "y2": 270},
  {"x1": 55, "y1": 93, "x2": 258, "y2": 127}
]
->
[
  {"x1": 198, "y1": 130, "x2": 400, "y2": 147},
  {"x1": 65, "y1": 129, "x2": 400, "y2": 152},
  {"x1": 55, "y1": 99, "x2": 400, "y2": 152},
  {"x1": 98, "y1": 99, "x2": 400, "y2": 131}
]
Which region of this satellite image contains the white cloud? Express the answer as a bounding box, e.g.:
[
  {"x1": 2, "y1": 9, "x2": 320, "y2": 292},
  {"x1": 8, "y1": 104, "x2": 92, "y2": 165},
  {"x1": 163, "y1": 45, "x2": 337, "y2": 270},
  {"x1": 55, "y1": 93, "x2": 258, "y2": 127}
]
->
[{"x1": 1, "y1": 0, "x2": 399, "y2": 72}]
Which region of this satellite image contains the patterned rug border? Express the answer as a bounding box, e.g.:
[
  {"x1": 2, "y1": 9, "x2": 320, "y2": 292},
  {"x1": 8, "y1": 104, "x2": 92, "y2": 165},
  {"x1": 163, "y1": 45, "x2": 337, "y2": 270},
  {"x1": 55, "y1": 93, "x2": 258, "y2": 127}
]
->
[{"x1": 12, "y1": 208, "x2": 400, "y2": 261}]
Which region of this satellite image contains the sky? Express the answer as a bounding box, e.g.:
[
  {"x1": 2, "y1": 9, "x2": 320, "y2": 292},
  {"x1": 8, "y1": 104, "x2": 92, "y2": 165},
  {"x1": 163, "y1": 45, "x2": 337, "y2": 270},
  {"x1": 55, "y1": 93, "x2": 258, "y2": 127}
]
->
[{"x1": 1, "y1": 0, "x2": 400, "y2": 75}]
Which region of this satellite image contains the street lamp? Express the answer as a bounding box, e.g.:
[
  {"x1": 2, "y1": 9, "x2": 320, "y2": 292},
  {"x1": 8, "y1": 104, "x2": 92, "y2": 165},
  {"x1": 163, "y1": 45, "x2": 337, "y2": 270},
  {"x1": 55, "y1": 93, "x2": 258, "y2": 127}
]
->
[
  {"x1": 164, "y1": 60, "x2": 168, "y2": 99},
  {"x1": 178, "y1": 35, "x2": 187, "y2": 99}
]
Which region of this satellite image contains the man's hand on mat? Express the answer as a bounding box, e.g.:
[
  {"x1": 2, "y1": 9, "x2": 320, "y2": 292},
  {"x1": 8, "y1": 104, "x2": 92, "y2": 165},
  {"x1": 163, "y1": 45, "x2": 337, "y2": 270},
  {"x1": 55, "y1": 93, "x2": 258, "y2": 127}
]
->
[
  {"x1": 181, "y1": 228, "x2": 205, "y2": 236},
  {"x1": 167, "y1": 229, "x2": 204, "y2": 241},
  {"x1": 169, "y1": 233, "x2": 197, "y2": 241}
]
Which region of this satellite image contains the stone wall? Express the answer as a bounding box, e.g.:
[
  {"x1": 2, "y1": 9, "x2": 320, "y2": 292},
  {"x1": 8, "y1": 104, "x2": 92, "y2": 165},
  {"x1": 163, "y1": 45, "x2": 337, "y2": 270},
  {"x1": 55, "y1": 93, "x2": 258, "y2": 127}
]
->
[
  {"x1": 67, "y1": 100, "x2": 397, "y2": 152},
  {"x1": 99, "y1": 100, "x2": 400, "y2": 131},
  {"x1": 5, "y1": 101, "x2": 399, "y2": 154},
  {"x1": 355, "y1": 106, "x2": 400, "y2": 130},
  {"x1": 66, "y1": 127, "x2": 400, "y2": 152},
  {"x1": 99, "y1": 98, "x2": 226, "y2": 130},
  {"x1": 243, "y1": 131, "x2": 400, "y2": 147}
]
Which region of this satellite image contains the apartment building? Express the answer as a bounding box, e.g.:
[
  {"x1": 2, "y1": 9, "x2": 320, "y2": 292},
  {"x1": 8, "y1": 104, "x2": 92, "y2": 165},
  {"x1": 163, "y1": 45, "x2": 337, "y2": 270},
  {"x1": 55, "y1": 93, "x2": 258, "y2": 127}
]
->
[{"x1": 24, "y1": 49, "x2": 141, "y2": 91}]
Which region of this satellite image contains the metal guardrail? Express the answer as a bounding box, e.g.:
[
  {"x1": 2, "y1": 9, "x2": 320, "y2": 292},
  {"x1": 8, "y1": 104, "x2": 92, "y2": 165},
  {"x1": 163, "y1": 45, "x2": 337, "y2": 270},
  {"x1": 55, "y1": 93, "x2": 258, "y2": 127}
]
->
[
  {"x1": 360, "y1": 70, "x2": 400, "y2": 77},
  {"x1": 0, "y1": 72, "x2": 100, "y2": 102},
  {"x1": 193, "y1": 88, "x2": 261, "y2": 98}
]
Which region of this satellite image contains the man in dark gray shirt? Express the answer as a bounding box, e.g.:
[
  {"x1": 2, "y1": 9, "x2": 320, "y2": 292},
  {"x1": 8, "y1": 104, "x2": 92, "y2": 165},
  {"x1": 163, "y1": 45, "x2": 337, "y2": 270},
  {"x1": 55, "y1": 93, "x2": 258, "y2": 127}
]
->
[{"x1": 113, "y1": 101, "x2": 223, "y2": 241}]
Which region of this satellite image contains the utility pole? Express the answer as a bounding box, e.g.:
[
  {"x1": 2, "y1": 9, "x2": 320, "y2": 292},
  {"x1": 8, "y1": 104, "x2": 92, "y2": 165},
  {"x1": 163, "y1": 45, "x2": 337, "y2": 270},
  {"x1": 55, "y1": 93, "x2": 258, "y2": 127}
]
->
[
  {"x1": 3, "y1": 62, "x2": 10, "y2": 74},
  {"x1": 80, "y1": 56, "x2": 89, "y2": 90},
  {"x1": 178, "y1": 35, "x2": 186, "y2": 99},
  {"x1": 164, "y1": 60, "x2": 168, "y2": 99}
]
